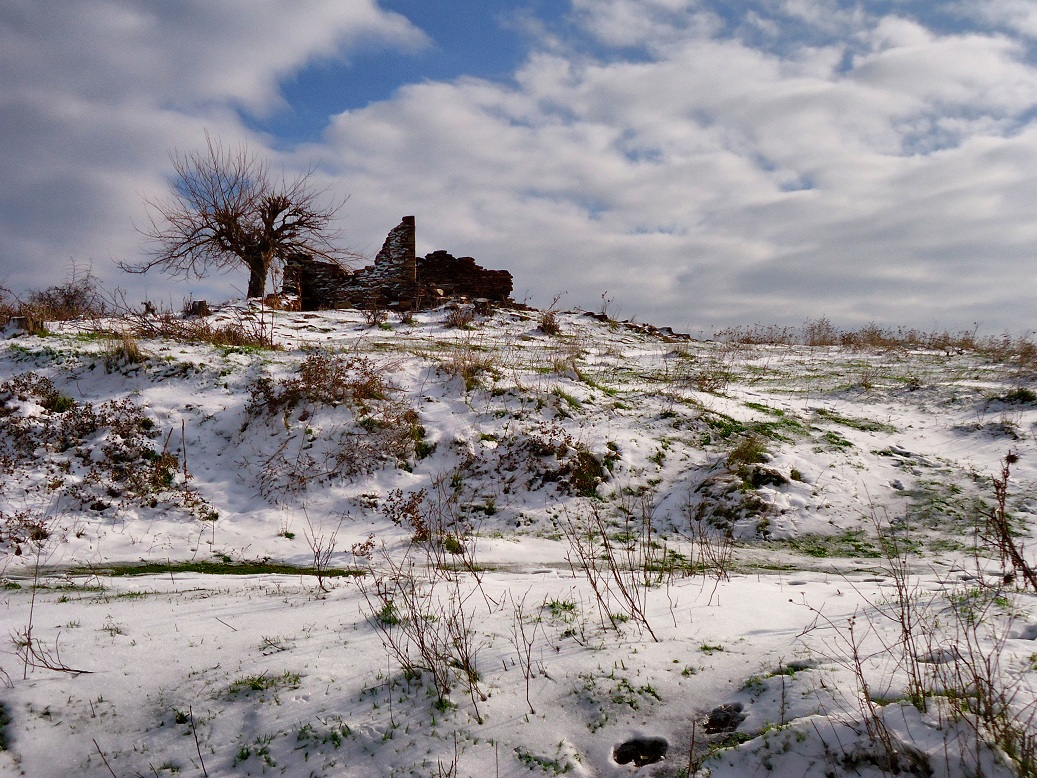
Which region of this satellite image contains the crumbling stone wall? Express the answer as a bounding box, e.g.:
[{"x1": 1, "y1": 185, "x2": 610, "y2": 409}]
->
[
  {"x1": 418, "y1": 251, "x2": 513, "y2": 301},
  {"x1": 376, "y1": 215, "x2": 416, "y2": 283},
  {"x1": 284, "y1": 216, "x2": 513, "y2": 311}
]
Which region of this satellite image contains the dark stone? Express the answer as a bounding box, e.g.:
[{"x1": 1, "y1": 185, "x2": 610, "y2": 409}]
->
[
  {"x1": 184, "y1": 300, "x2": 210, "y2": 317},
  {"x1": 746, "y1": 466, "x2": 789, "y2": 489},
  {"x1": 374, "y1": 215, "x2": 416, "y2": 282},
  {"x1": 613, "y1": 737, "x2": 668, "y2": 767},
  {"x1": 704, "y1": 702, "x2": 746, "y2": 735}
]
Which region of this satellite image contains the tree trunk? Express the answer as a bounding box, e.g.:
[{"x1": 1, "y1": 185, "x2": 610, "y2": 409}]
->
[
  {"x1": 246, "y1": 269, "x2": 265, "y2": 299},
  {"x1": 245, "y1": 254, "x2": 269, "y2": 298}
]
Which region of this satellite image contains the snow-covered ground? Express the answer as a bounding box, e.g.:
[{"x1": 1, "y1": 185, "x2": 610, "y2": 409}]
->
[{"x1": 1, "y1": 303, "x2": 1036, "y2": 777}]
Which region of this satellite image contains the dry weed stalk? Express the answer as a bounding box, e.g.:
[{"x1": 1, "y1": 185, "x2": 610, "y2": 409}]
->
[
  {"x1": 303, "y1": 512, "x2": 342, "y2": 594},
  {"x1": 359, "y1": 544, "x2": 488, "y2": 722},
  {"x1": 802, "y1": 502, "x2": 1037, "y2": 776},
  {"x1": 7, "y1": 508, "x2": 92, "y2": 678},
  {"x1": 982, "y1": 451, "x2": 1037, "y2": 592},
  {"x1": 444, "y1": 305, "x2": 476, "y2": 329},
  {"x1": 800, "y1": 604, "x2": 909, "y2": 773},
  {"x1": 509, "y1": 590, "x2": 547, "y2": 715},
  {"x1": 679, "y1": 490, "x2": 734, "y2": 603},
  {"x1": 562, "y1": 503, "x2": 661, "y2": 641}
]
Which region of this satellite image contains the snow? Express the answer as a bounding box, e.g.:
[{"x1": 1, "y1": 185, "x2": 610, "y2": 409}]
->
[{"x1": 1, "y1": 302, "x2": 1036, "y2": 776}]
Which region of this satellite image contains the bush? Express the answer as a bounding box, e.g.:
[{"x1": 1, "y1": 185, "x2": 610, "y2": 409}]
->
[
  {"x1": 245, "y1": 350, "x2": 421, "y2": 495},
  {"x1": 247, "y1": 348, "x2": 397, "y2": 417},
  {"x1": 0, "y1": 373, "x2": 192, "y2": 512},
  {"x1": 539, "y1": 309, "x2": 561, "y2": 336},
  {"x1": 444, "y1": 305, "x2": 475, "y2": 329},
  {"x1": 24, "y1": 264, "x2": 106, "y2": 321}
]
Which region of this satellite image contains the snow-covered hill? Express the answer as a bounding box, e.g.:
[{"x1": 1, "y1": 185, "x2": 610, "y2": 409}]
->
[{"x1": 2, "y1": 303, "x2": 1036, "y2": 777}]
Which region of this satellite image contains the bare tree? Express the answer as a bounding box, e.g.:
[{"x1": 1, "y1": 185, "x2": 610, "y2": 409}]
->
[{"x1": 124, "y1": 133, "x2": 350, "y2": 298}]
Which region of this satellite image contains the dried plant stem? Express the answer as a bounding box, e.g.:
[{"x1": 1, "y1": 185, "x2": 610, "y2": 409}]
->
[{"x1": 93, "y1": 738, "x2": 119, "y2": 778}]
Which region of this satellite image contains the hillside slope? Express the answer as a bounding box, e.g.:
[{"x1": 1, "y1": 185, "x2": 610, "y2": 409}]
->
[{"x1": 1, "y1": 303, "x2": 1036, "y2": 777}]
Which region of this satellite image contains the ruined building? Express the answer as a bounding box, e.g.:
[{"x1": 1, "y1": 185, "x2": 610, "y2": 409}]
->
[{"x1": 283, "y1": 216, "x2": 513, "y2": 311}]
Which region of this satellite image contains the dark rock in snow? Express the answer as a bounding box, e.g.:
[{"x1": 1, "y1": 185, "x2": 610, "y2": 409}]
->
[{"x1": 613, "y1": 736, "x2": 668, "y2": 766}]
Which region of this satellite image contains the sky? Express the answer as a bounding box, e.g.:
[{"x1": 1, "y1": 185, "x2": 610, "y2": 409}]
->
[{"x1": 3, "y1": 0, "x2": 1037, "y2": 335}]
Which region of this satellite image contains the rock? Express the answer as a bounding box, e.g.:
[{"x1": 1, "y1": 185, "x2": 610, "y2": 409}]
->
[
  {"x1": 704, "y1": 702, "x2": 746, "y2": 734},
  {"x1": 613, "y1": 737, "x2": 668, "y2": 767}
]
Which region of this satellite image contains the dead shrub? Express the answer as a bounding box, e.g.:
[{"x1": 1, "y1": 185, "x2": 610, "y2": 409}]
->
[
  {"x1": 440, "y1": 343, "x2": 495, "y2": 392},
  {"x1": 361, "y1": 300, "x2": 388, "y2": 327},
  {"x1": 538, "y1": 309, "x2": 561, "y2": 336},
  {"x1": 358, "y1": 548, "x2": 487, "y2": 720},
  {"x1": 538, "y1": 294, "x2": 564, "y2": 336},
  {"x1": 802, "y1": 317, "x2": 839, "y2": 346},
  {"x1": 23, "y1": 263, "x2": 106, "y2": 322},
  {"x1": 104, "y1": 332, "x2": 145, "y2": 372},
  {"x1": 382, "y1": 488, "x2": 430, "y2": 542},
  {"x1": 246, "y1": 350, "x2": 420, "y2": 498},
  {"x1": 247, "y1": 348, "x2": 397, "y2": 418},
  {"x1": 122, "y1": 304, "x2": 276, "y2": 349},
  {"x1": 0, "y1": 373, "x2": 194, "y2": 512},
  {"x1": 444, "y1": 305, "x2": 476, "y2": 329}
]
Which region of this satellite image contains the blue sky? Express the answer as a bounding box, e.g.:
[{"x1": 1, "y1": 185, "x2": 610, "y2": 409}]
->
[
  {"x1": 254, "y1": 1, "x2": 571, "y2": 142},
  {"x1": 3, "y1": 0, "x2": 1037, "y2": 334}
]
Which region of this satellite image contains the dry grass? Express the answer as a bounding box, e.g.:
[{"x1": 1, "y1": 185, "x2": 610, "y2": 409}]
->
[
  {"x1": 127, "y1": 310, "x2": 277, "y2": 349},
  {"x1": 0, "y1": 264, "x2": 107, "y2": 332},
  {"x1": 716, "y1": 318, "x2": 1037, "y2": 368},
  {"x1": 104, "y1": 332, "x2": 145, "y2": 371},
  {"x1": 444, "y1": 305, "x2": 476, "y2": 329}
]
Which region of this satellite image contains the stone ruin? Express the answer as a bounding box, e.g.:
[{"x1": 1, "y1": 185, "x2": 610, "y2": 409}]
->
[{"x1": 283, "y1": 216, "x2": 513, "y2": 311}]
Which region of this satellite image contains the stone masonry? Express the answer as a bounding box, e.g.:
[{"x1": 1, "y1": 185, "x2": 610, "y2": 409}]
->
[{"x1": 283, "y1": 216, "x2": 513, "y2": 311}]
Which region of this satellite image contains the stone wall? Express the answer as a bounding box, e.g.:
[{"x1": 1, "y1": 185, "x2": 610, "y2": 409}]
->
[
  {"x1": 283, "y1": 216, "x2": 513, "y2": 311},
  {"x1": 418, "y1": 251, "x2": 514, "y2": 301}
]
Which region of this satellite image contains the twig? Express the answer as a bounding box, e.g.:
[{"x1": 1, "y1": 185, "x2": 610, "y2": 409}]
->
[
  {"x1": 687, "y1": 721, "x2": 696, "y2": 778},
  {"x1": 189, "y1": 706, "x2": 209, "y2": 778},
  {"x1": 93, "y1": 738, "x2": 119, "y2": 778},
  {"x1": 181, "y1": 418, "x2": 189, "y2": 482},
  {"x1": 214, "y1": 616, "x2": 237, "y2": 632}
]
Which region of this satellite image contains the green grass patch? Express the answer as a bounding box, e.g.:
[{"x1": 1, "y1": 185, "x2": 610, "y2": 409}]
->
[
  {"x1": 70, "y1": 560, "x2": 366, "y2": 578},
  {"x1": 813, "y1": 407, "x2": 896, "y2": 433},
  {"x1": 226, "y1": 670, "x2": 302, "y2": 698},
  {"x1": 782, "y1": 529, "x2": 881, "y2": 559}
]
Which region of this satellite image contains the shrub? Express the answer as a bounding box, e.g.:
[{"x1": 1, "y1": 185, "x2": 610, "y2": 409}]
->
[
  {"x1": 125, "y1": 307, "x2": 276, "y2": 349},
  {"x1": 248, "y1": 348, "x2": 398, "y2": 417},
  {"x1": 23, "y1": 263, "x2": 106, "y2": 322},
  {"x1": 360, "y1": 301, "x2": 388, "y2": 327},
  {"x1": 444, "y1": 305, "x2": 475, "y2": 329},
  {"x1": 440, "y1": 345, "x2": 495, "y2": 391},
  {"x1": 0, "y1": 373, "x2": 195, "y2": 514},
  {"x1": 802, "y1": 317, "x2": 839, "y2": 346},
  {"x1": 246, "y1": 350, "x2": 421, "y2": 495},
  {"x1": 538, "y1": 309, "x2": 561, "y2": 335},
  {"x1": 104, "y1": 332, "x2": 145, "y2": 372}
]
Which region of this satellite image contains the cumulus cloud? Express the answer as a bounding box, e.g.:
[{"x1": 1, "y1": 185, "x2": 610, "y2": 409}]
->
[
  {"x1": 310, "y1": 1, "x2": 1037, "y2": 331},
  {"x1": 3, "y1": 0, "x2": 1037, "y2": 333},
  {"x1": 0, "y1": 0, "x2": 424, "y2": 300}
]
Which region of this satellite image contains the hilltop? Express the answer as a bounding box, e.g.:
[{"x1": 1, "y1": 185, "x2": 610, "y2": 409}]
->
[{"x1": 1, "y1": 302, "x2": 1036, "y2": 777}]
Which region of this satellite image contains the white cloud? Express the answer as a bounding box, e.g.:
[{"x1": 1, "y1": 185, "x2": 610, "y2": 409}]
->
[
  {"x1": 958, "y1": 0, "x2": 1037, "y2": 40},
  {"x1": 3, "y1": 0, "x2": 1037, "y2": 334},
  {"x1": 311, "y1": 2, "x2": 1037, "y2": 332},
  {"x1": 0, "y1": 0, "x2": 425, "y2": 299}
]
